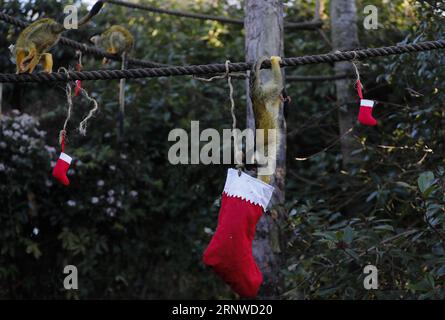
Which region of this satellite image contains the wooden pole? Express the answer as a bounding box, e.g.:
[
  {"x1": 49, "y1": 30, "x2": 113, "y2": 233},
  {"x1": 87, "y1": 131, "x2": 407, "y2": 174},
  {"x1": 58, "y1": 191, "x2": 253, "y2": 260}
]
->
[
  {"x1": 330, "y1": 0, "x2": 361, "y2": 168},
  {"x1": 244, "y1": 0, "x2": 286, "y2": 298}
]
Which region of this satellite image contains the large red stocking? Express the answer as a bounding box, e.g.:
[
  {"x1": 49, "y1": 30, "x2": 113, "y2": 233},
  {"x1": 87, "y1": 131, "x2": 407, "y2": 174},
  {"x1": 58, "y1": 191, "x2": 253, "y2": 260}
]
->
[{"x1": 203, "y1": 169, "x2": 274, "y2": 297}]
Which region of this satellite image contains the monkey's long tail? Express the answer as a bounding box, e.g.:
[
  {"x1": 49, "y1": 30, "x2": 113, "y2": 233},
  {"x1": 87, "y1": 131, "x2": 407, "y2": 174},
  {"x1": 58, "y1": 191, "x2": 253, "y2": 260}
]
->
[
  {"x1": 118, "y1": 52, "x2": 126, "y2": 140},
  {"x1": 78, "y1": 1, "x2": 106, "y2": 27}
]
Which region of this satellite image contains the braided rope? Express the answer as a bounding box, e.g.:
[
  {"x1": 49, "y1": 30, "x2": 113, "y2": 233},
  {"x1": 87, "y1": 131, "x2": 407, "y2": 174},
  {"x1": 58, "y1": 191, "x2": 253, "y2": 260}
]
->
[
  {"x1": 286, "y1": 73, "x2": 352, "y2": 82},
  {"x1": 107, "y1": 0, "x2": 323, "y2": 30},
  {"x1": 1, "y1": 39, "x2": 444, "y2": 83},
  {"x1": 0, "y1": 11, "x2": 167, "y2": 68}
]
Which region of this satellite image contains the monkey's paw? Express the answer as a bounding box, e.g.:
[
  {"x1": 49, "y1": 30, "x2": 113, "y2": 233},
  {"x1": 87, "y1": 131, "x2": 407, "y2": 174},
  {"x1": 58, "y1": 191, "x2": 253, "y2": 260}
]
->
[
  {"x1": 280, "y1": 95, "x2": 291, "y2": 103},
  {"x1": 270, "y1": 56, "x2": 282, "y2": 63}
]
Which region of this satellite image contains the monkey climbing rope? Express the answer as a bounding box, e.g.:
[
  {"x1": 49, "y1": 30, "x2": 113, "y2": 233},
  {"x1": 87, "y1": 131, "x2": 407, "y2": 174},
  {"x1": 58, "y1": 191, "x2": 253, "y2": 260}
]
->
[
  {"x1": 0, "y1": 11, "x2": 167, "y2": 68},
  {"x1": 0, "y1": 39, "x2": 444, "y2": 83},
  {"x1": 0, "y1": 11, "x2": 382, "y2": 83},
  {"x1": 106, "y1": 0, "x2": 323, "y2": 30}
]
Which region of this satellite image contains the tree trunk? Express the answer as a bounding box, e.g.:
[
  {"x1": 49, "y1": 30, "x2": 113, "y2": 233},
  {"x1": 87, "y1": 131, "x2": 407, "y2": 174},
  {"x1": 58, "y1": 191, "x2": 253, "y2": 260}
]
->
[
  {"x1": 330, "y1": 0, "x2": 360, "y2": 168},
  {"x1": 244, "y1": 0, "x2": 286, "y2": 298}
]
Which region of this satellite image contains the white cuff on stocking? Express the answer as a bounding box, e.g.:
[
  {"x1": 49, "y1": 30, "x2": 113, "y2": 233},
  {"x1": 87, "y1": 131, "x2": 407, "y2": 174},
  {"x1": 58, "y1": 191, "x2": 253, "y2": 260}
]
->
[
  {"x1": 360, "y1": 99, "x2": 374, "y2": 107},
  {"x1": 223, "y1": 169, "x2": 275, "y2": 211},
  {"x1": 59, "y1": 152, "x2": 72, "y2": 164}
]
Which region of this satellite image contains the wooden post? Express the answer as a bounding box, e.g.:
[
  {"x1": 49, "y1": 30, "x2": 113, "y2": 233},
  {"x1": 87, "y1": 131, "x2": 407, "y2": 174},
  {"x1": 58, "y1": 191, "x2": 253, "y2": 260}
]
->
[
  {"x1": 330, "y1": 0, "x2": 361, "y2": 168},
  {"x1": 244, "y1": 0, "x2": 286, "y2": 298},
  {"x1": 0, "y1": 84, "x2": 3, "y2": 116}
]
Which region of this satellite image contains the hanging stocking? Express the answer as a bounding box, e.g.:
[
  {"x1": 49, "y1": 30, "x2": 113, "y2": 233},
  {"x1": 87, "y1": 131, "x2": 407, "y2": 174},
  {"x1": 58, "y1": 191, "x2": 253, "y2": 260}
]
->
[
  {"x1": 203, "y1": 169, "x2": 274, "y2": 297},
  {"x1": 52, "y1": 131, "x2": 72, "y2": 186},
  {"x1": 356, "y1": 78, "x2": 377, "y2": 126},
  {"x1": 53, "y1": 73, "x2": 74, "y2": 186}
]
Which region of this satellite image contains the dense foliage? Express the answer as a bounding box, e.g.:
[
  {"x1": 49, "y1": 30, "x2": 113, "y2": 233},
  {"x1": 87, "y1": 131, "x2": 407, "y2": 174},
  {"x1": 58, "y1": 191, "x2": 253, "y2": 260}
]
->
[{"x1": 0, "y1": 0, "x2": 444, "y2": 299}]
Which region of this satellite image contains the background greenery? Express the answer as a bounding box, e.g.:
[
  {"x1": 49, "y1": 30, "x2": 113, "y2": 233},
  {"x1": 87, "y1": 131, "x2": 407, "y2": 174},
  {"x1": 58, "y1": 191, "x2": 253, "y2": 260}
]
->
[{"x1": 0, "y1": 0, "x2": 444, "y2": 299}]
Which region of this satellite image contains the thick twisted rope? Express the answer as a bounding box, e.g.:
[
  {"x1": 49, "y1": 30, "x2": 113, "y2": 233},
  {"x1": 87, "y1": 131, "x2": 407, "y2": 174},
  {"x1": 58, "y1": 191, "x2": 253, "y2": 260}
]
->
[
  {"x1": 1, "y1": 39, "x2": 444, "y2": 83},
  {"x1": 107, "y1": 0, "x2": 323, "y2": 30},
  {"x1": 0, "y1": 11, "x2": 167, "y2": 68},
  {"x1": 286, "y1": 73, "x2": 352, "y2": 82}
]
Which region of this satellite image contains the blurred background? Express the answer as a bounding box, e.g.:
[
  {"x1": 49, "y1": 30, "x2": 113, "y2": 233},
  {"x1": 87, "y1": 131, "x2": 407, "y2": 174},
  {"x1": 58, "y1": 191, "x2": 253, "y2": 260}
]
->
[{"x1": 0, "y1": 0, "x2": 444, "y2": 299}]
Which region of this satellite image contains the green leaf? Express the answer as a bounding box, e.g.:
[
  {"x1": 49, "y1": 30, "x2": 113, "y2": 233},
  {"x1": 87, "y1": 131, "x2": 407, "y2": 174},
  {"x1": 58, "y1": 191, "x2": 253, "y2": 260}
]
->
[
  {"x1": 395, "y1": 181, "x2": 415, "y2": 190},
  {"x1": 366, "y1": 191, "x2": 378, "y2": 203},
  {"x1": 343, "y1": 226, "x2": 354, "y2": 244},
  {"x1": 374, "y1": 225, "x2": 394, "y2": 232},
  {"x1": 418, "y1": 171, "x2": 435, "y2": 194}
]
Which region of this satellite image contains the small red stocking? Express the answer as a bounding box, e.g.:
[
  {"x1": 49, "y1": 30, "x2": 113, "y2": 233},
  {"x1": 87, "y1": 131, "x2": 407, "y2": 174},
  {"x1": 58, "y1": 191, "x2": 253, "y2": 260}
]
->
[
  {"x1": 358, "y1": 99, "x2": 377, "y2": 126},
  {"x1": 203, "y1": 169, "x2": 274, "y2": 297},
  {"x1": 356, "y1": 79, "x2": 377, "y2": 126},
  {"x1": 52, "y1": 133, "x2": 72, "y2": 186},
  {"x1": 52, "y1": 152, "x2": 72, "y2": 186}
]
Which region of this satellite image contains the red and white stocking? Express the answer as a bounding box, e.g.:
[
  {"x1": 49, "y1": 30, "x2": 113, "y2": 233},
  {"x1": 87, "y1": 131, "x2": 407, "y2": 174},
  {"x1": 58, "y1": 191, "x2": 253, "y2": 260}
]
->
[
  {"x1": 52, "y1": 152, "x2": 72, "y2": 186},
  {"x1": 356, "y1": 79, "x2": 377, "y2": 126},
  {"x1": 203, "y1": 169, "x2": 274, "y2": 297},
  {"x1": 52, "y1": 133, "x2": 72, "y2": 186},
  {"x1": 358, "y1": 99, "x2": 377, "y2": 126}
]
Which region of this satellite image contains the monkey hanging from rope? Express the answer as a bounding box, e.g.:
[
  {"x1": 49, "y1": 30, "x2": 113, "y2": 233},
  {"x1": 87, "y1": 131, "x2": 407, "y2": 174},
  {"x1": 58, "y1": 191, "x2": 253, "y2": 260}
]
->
[
  {"x1": 250, "y1": 56, "x2": 286, "y2": 184},
  {"x1": 90, "y1": 25, "x2": 134, "y2": 138},
  {"x1": 11, "y1": 1, "x2": 105, "y2": 74}
]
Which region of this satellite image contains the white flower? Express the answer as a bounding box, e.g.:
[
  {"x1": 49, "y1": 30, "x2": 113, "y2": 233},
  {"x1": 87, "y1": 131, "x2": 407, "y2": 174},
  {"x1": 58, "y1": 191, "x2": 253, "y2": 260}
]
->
[
  {"x1": 67, "y1": 200, "x2": 76, "y2": 207},
  {"x1": 108, "y1": 190, "x2": 115, "y2": 197},
  {"x1": 32, "y1": 227, "x2": 39, "y2": 236},
  {"x1": 0, "y1": 163, "x2": 5, "y2": 172},
  {"x1": 34, "y1": 129, "x2": 45, "y2": 138},
  {"x1": 45, "y1": 179, "x2": 53, "y2": 187},
  {"x1": 116, "y1": 200, "x2": 122, "y2": 208},
  {"x1": 12, "y1": 123, "x2": 20, "y2": 130},
  {"x1": 120, "y1": 154, "x2": 127, "y2": 160},
  {"x1": 50, "y1": 161, "x2": 56, "y2": 168},
  {"x1": 67, "y1": 169, "x2": 75, "y2": 176},
  {"x1": 97, "y1": 180, "x2": 105, "y2": 187},
  {"x1": 109, "y1": 165, "x2": 116, "y2": 171},
  {"x1": 44, "y1": 146, "x2": 56, "y2": 154},
  {"x1": 3, "y1": 130, "x2": 13, "y2": 137},
  {"x1": 0, "y1": 142, "x2": 6, "y2": 149},
  {"x1": 91, "y1": 197, "x2": 99, "y2": 204},
  {"x1": 107, "y1": 196, "x2": 115, "y2": 204},
  {"x1": 130, "y1": 190, "x2": 138, "y2": 198},
  {"x1": 105, "y1": 207, "x2": 116, "y2": 217}
]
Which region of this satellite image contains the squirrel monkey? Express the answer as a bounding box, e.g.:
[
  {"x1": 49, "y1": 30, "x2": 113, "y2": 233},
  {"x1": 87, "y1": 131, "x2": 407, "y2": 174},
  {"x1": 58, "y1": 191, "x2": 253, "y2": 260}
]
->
[
  {"x1": 250, "y1": 56, "x2": 284, "y2": 184},
  {"x1": 13, "y1": 1, "x2": 105, "y2": 74},
  {"x1": 89, "y1": 25, "x2": 134, "y2": 64},
  {"x1": 90, "y1": 25, "x2": 134, "y2": 138}
]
